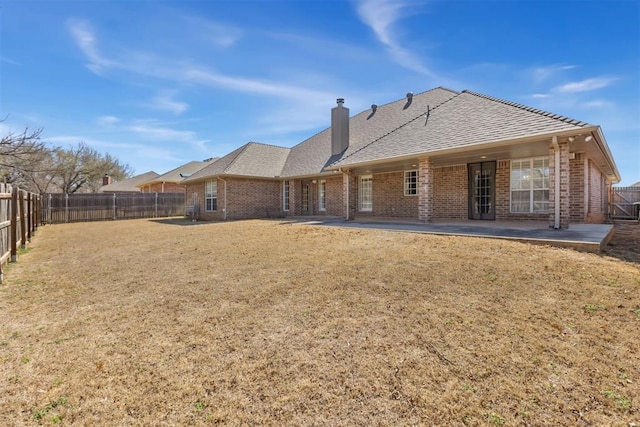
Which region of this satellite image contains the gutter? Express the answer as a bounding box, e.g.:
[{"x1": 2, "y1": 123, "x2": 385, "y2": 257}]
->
[{"x1": 552, "y1": 136, "x2": 560, "y2": 229}]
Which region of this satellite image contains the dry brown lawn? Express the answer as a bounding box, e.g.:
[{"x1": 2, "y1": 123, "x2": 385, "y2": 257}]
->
[{"x1": 1, "y1": 218, "x2": 639, "y2": 426}]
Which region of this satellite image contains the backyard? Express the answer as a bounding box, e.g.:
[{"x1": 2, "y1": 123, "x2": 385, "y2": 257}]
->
[{"x1": 0, "y1": 218, "x2": 639, "y2": 426}]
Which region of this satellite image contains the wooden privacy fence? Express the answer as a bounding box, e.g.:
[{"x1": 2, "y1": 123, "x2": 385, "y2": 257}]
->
[
  {"x1": 610, "y1": 186, "x2": 640, "y2": 220},
  {"x1": 41, "y1": 192, "x2": 186, "y2": 224},
  {"x1": 0, "y1": 183, "x2": 40, "y2": 283}
]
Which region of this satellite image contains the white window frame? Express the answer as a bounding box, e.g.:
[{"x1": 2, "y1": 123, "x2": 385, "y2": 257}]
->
[
  {"x1": 205, "y1": 180, "x2": 217, "y2": 212},
  {"x1": 510, "y1": 157, "x2": 549, "y2": 213},
  {"x1": 283, "y1": 180, "x2": 290, "y2": 211},
  {"x1": 359, "y1": 175, "x2": 373, "y2": 212},
  {"x1": 404, "y1": 170, "x2": 418, "y2": 196},
  {"x1": 318, "y1": 179, "x2": 326, "y2": 211}
]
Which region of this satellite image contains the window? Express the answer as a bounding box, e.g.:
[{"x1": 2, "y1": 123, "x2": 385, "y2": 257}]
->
[
  {"x1": 205, "y1": 180, "x2": 217, "y2": 211},
  {"x1": 318, "y1": 180, "x2": 326, "y2": 211},
  {"x1": 404, "y1": 170, "x2": 418, "y2": 196},
  {"x1": 359, "y1": 175, "x2": 373, "y2": 211},
  {"x1": 283, "y1": 180, "x2": 290, "y2": 211},
  {"x1": 510, "y1": 157, "x2": 549, "y2": 213}
]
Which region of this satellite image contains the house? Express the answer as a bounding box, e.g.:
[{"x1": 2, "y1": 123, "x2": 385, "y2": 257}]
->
[
  {"x1": 136, "y1": 159, "x2": 218, "y2": 193},
  {"x1": 182, "y1": 87, "x2": 621, "y2": 228},
  {"x1": 98, "y1": 171, "x2": 159, "y2": 193}
]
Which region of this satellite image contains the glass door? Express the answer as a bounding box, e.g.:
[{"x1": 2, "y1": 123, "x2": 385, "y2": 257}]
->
[{"x1": 468, "y1": 162, "x2": 496, "y2": 220}]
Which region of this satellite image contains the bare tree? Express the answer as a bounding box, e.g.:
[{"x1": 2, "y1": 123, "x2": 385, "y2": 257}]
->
[
  {"x1": 2, "y1": 123, "x2": 134, "y2": 193},
  {"x1": 53, "y1": 142, "x2": 133, "y2": 193},
  {"x1": 0, "y1": 127, "x2": 51, "y2": 191}
]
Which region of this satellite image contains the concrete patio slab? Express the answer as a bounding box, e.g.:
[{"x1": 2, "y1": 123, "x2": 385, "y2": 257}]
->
[{"x1": 290, "y1": 217, "x2": 615, "y2": 253}]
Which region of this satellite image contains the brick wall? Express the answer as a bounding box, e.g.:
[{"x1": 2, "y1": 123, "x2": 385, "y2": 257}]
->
[
  {"x1": 286, "y1": 177, "x2": 342, "y2": 216},
  {"x1": 569, "y1": 154, "x2": 586, "y2": 222},
  {"x1": 432, "y1": 164, "x2": 467, "y2": 219},
  {"x1": 586, "y1": 159, "x2": 606, "y2": 223},
  {"x1": 186, "y1": 178, "x2": 281, "y2": 221},
  {"x1": 369, "y1": 172, "x2": 419, "y2": 218}
]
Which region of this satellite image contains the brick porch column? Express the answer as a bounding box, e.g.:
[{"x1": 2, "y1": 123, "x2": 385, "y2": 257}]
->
[
  {"x1": 549, "y1": 140, "x2": 570, "y2": 229},
  {"x1": 290, "y1": 179, "x2": 299, "y2": 215},
  {"x1": 342, "y1": 171, "x2": 356, "y2": 220},
  {"x1": 418, "y1": 157, "x2": 433, "y2": 223}
]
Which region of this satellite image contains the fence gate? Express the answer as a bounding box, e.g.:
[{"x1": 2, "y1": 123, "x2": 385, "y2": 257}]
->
[{"x1": 610, "y1": 186, "x2": 640, "y2": 220}]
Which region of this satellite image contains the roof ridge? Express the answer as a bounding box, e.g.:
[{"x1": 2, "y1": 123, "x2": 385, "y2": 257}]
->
[
  {"x1": 330, "y1": 91, "x2": 460, "y2": 167},
  {"x1": 245, "y1": 141, "x2": 291, "y2": 150},
  {"x1": 223, "y1": 143, "x2": 252, "y2": 174},
  {"x1": 461, "y1": 90, "x2": 590, "y2": 127}
]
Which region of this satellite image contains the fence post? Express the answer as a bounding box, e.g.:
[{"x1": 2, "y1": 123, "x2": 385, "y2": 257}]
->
[
  {"x1": 65, "y1": 193, "x2": 69, "y2": 223},
  {"x1": 27, "y1": 192, "x2": 32, "y2": 242},
  {"x1": 113, "y1": 193, "x2": 117, "y2": 220},
  {"x1": 155, "y1": 193, "x2": 158, "y2": 218},
  {"x1": 19, "y1": 190, "x2": 27, "y2": 247},
  {"x1": 10, "y1": 187, "x2": 18, "y2": 262}
]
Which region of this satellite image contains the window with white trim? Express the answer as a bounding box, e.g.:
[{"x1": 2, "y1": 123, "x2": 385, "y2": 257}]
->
[
  {"x1": 510, "y1": 157, "x2": 549, "y2": 213},
  {"x1": 205, "y1": 180, "x2": 217, "y2": 211},
  {"x1": 318, "y1": 179, "x2": 326, "y2": 211},
  {"x1": 404, "y1": 170, "x2": 418, "y2": 196},
  {"x1": 283, "y1": 180, "x2": 290, "y2": 211},
  {"x1": 359, "y1": 175, "x2": 373, "y2": 211}
]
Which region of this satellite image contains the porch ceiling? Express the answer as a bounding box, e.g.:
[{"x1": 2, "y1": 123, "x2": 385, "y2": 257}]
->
[{"x1": 348, "y1": 139, "x2": 550, "y2": 174}]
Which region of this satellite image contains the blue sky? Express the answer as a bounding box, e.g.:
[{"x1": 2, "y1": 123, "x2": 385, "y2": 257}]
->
[{"x1": 1, "y1": 0, "x2": 638, "y2": 185}]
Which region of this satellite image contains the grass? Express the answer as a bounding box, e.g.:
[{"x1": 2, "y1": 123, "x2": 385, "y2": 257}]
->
[{"x1": 1, "y1": 218, "x2": 639, "y2": 425}]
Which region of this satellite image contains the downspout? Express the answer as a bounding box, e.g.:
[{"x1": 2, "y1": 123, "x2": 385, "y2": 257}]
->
[
  {"x1": 552, "y1": 136, "x2": 560, "y2": 229},
  {"x1": 218, "y1": 177, "x2": 227, "y2": 220}
]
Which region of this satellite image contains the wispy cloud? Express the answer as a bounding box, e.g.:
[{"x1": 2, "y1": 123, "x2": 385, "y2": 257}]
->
[
  {"x1": 355, "y1": 0, "x2": 434, "y2": 76},
  {"x1": 97, "y1": 115, "x2": 121, "y2": 126},
  {"x1": 582, "y1": 100, "x2": 614, "y2": 109},
  {"x1": 531, "y1": 93, "x2": 551, "y2": 99},
  {"x1": 180, "y1": 15, "x2": 243, "y2": 48},
  {"x1": 532, "y1": 64, "x2": 576, "y2": 83},
  {"x1": 67, "y1": 19, "x2": 119, "y2": 74},
  {"x1": 554, "y1": 77, "x2": 618, "y2": 93},
  {"x1": 0, "y1": 56, "x2": 21, "y2": 66},
  {"x1": 149, "y1": 93, "x2": 189, "y2": 115}
]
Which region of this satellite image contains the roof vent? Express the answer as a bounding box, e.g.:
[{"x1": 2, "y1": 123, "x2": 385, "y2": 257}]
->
[
  {"x1": 371, "y1": 104, "x2": 377, "y2": 112},
  {"x1": 406, "y1": 92, "x2": 413, "y2": 101}
]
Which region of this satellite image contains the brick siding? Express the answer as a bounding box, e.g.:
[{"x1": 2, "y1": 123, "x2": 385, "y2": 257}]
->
[
  {"x1": 432, "y1": 164, "x2": 467, "y2": 220},
  {"x1": 186, "y1": 178, "x2": 281, "y2": 221},
  {"x1": 369, "y1": 172, "x2": 419, "y2": 218}
]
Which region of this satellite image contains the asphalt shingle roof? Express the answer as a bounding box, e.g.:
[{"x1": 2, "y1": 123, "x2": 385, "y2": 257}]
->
[
  {"x1": 183, "y1": 142, "x2": 290, "y2": 182},
  {"x1": 331, "y1": 90, "x2": 591, "y2": 167},
  {"x1": 98, "y1": 171, "x2": 159, "y2": 193},
  {"x1": 282, "y1": 87, "x2": 458, "y2": 177},
  {"x1": 183, "y1": 87, "x2": 605, "y2": 181},
  {"x1": 138, "y1": 159, "x2": 218, "y2": 186}
]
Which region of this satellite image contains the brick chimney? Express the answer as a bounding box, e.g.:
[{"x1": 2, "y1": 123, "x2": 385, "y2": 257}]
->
[
  {"x1": 103, "y1": 174, "x2": 111, "y2": 186},
  {"x1": 331, "y1": 98, "x2": 349, "y2": 156}
]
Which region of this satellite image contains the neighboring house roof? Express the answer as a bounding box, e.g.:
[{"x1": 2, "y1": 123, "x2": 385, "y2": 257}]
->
[
  {"x1": 282, "y1": 87, "x2": 459, "y2": 178},
  {"x1": 331, "y1": 90, "x2": 591, "y2": 168},
  {"x1": 136, "y1": 159, "x2": 219, "y2": 188},
  {"x1": 631, "y1": 181, "x2": 640, "y2": 187},
  {"x1": 98, "y1": 171, "x2": 159, "y2": 193},
  {"x1": 183, "y1": 142, "x2": 290, "y2": 182}
]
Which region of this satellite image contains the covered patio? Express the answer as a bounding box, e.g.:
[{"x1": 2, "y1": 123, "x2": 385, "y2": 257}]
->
[{"x1": 289, "y1": 217, "x2": 616, "y2": 253}]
